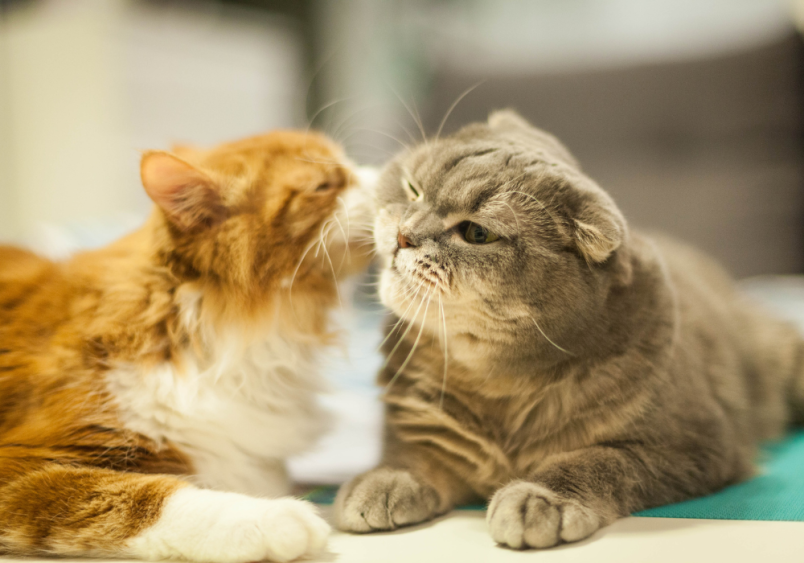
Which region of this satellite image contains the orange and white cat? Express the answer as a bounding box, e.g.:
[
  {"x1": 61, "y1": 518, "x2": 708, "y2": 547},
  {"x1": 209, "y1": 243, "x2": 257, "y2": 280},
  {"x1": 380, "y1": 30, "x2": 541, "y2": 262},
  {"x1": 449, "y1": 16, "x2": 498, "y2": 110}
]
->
[{"x1": 0, "y1": 130, "x2": 375, "y2": 562}]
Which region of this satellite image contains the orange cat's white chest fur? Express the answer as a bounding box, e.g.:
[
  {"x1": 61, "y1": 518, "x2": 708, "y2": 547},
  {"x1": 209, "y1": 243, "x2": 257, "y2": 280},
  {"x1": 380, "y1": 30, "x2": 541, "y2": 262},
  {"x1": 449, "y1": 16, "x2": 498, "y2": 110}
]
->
[{"x1": 105, "y1": 290, "x2": 327, "y2": 497}]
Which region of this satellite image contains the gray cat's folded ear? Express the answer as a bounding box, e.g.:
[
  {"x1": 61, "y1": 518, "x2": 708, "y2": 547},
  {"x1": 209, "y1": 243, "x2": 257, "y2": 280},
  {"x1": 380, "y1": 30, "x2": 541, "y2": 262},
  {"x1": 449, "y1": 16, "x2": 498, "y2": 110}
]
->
[
  {"x1": 487, "y1": 109, "x2": 534, "y2": 131},
  {"x1": 574, "y1": 214, "x2": 623, "y2": 263},
  {"x1": 572, "y1": 189, "x2": 628, "y2": 267},
  {"x1": 487, "y1": 110, "x2": 579, "y2": 168}
]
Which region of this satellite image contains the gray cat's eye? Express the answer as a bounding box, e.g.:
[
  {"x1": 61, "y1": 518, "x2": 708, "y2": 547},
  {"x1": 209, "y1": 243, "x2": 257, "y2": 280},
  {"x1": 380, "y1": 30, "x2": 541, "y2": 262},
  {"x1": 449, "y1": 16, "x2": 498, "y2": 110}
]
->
[
  {"x1": 461, "y1": 221, "x2": 500, "y2": 244},
  {"x1": 402, "y1": 177, "x2": 422, "y2": 201}
]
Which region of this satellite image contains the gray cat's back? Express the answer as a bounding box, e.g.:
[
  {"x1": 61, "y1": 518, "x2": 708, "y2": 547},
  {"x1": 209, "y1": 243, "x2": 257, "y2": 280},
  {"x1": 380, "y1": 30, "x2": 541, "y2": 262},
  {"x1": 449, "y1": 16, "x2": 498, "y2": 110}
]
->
[{"x1": 646, "y1": 231, "x2": 803, "y2": 442}]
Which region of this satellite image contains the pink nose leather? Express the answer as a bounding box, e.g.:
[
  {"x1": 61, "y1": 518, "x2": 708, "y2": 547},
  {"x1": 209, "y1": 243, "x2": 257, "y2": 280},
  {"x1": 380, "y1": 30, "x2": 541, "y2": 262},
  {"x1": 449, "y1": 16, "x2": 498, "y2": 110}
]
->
[{"x1": 398, "y1": 233, "x2": 415, "y2": 249}]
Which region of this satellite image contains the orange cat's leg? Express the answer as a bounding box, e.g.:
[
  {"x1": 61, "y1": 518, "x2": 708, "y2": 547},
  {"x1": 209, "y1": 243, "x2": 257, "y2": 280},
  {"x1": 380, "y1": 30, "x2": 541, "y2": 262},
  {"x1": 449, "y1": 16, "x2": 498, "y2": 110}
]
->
[{"x1": 0, "y1": 459, "x2": 329, "y2": 562}]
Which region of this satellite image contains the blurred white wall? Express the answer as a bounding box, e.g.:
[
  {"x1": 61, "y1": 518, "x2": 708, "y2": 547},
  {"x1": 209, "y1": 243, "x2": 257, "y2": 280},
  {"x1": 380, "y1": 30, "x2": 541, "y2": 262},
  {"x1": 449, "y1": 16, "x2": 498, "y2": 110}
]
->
[{"x1": 0, "y1": 0, "x2": 304, "y2": 254}]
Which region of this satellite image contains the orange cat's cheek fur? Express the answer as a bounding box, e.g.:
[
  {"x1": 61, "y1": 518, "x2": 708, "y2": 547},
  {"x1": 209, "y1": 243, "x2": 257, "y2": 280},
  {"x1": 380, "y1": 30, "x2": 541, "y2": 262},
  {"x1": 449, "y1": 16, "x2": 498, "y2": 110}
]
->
[{"x1": 0, "y1": 130, "x2": 374, "y2": 560}]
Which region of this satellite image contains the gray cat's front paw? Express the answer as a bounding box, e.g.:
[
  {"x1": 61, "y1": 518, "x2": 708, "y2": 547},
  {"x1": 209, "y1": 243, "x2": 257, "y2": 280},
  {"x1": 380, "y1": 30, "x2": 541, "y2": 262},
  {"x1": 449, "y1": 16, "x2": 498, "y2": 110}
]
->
[
  {"x1": 334, "y1": 468, "x2": 440, "y2": 532},
  {"x1": 487, "y1": 482, "x2": 600, "y2": 549}
]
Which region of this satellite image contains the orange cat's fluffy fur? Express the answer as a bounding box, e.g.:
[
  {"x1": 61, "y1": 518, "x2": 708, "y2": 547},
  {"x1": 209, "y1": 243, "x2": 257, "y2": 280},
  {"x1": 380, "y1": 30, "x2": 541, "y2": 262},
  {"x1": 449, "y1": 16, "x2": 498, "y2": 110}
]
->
[{"x1": 0, "y1": 131, "x2": 374, "y2": 562}]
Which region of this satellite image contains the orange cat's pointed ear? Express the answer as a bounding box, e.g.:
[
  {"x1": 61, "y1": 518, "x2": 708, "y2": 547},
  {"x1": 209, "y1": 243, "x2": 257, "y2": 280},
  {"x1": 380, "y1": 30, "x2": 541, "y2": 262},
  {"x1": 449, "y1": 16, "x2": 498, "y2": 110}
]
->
[
  {"x1": 170, "y1": 143, "x2": 203, "y2": 160},
  {"x1": 140, "y1": 151, "x2": 227, "y2": 231}
]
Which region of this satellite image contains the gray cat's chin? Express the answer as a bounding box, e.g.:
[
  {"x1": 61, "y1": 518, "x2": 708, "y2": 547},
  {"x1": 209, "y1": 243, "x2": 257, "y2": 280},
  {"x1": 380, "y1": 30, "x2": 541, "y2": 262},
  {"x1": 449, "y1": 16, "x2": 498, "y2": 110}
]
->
[
  {"x1": 379, "y1": 266, "x2": 435, "y2": 325},
  {"x1": 378, "y1": 265, "x2": 411, "y2": 317}
]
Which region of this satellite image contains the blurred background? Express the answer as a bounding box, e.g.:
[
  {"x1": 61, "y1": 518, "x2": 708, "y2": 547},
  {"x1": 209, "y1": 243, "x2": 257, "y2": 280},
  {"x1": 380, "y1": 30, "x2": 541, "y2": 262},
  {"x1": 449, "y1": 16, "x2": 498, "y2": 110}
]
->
[
  {"x1": 2, "y1": 0, "x2": 804, "y2": 483},
  {"x1": 1, "y1": 0, "x2": 803, "y2": 276}
]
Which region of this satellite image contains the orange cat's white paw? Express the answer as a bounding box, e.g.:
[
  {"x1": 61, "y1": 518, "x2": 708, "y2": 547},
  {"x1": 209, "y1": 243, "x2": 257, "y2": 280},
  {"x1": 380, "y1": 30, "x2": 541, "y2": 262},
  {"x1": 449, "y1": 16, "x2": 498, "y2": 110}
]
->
[
  {"x1": 487, "y1": 482, "x2": 600, "y2": 549},
  {"x1": 127, "y1": 487, "x2": 330, "y2": 562}
]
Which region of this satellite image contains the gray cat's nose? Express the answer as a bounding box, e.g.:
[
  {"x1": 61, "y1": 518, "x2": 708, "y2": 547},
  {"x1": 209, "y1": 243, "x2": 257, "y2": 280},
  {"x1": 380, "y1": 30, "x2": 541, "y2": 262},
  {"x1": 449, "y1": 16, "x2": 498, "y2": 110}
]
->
[{"x1": 398, "y1": 232, "x2": 416, "y2": 249}]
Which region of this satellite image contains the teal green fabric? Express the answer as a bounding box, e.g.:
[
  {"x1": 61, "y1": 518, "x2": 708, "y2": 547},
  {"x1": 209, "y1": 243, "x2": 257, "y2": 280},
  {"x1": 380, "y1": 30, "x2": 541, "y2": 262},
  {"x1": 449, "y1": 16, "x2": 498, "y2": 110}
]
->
[
  {"x1": 636, "y1": 430, "x2": 804, "y2": 521},
  {"x1": 302, "y1": 486, "x2": 338, "y2": 505},
  {"x1": 306, "y1": 430, "x2": 804, "y2": 521}
]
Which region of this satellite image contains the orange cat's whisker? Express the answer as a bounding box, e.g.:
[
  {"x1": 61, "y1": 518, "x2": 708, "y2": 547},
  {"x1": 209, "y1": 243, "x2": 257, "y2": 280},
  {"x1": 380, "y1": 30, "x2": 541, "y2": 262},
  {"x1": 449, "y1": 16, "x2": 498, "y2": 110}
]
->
[
  {"x1": 288, "y1": 236, "x2": 322, "y2": 316},
  {"x1": 331, "y1": 208, "x2": 350, "y2": 272}
]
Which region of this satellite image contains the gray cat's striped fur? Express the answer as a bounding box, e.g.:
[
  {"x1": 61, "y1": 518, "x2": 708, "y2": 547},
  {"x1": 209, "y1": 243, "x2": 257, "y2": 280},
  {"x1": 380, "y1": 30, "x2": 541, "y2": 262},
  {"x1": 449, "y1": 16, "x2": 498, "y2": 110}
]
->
[{"x1": 334, "y1": 111, "x2": 804, "y2": 548}]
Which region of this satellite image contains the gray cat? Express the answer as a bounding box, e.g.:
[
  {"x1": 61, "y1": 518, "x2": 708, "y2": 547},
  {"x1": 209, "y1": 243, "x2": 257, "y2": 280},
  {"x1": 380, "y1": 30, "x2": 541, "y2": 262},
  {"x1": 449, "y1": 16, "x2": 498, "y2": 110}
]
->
[{"x1": 333, "y1": 110, "x2": 804, "y2": 548}]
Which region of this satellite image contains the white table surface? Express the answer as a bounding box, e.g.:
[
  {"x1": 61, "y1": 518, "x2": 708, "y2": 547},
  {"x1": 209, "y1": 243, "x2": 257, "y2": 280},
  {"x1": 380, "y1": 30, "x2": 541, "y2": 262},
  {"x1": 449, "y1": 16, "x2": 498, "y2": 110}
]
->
[
  {"x1": 3, "y1": 510, "x2": 801, "y2": 563},
  {"x1": 315, "y1": 510, "x2": 804, "y2": 563}
]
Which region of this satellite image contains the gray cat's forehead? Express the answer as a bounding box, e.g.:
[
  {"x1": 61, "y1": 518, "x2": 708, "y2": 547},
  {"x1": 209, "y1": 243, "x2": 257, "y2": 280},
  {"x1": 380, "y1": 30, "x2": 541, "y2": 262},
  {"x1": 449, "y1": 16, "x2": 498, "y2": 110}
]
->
[
  {"x1": 400, "y1": 136, "x2": 558, "y2": 215},
  {"x1": 407, "y1": 147, "x2": 504, "y2": 213},
  {"x1": 404, "y1": 123, "x2": 570, "y2": 179},
  {"x1": 407, "y1": 136, "x2": 499, "y2": 172},
  {"x1": 422, "y1": 123, "x2": 567, "y2": 163}
]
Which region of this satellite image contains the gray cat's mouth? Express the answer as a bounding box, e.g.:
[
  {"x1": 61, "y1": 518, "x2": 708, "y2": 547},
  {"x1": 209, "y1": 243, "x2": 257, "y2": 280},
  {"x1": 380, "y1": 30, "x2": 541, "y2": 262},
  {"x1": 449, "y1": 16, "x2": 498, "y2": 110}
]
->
[{"x1": 390, "y1": 259, "x2": 448, "y2": 294}]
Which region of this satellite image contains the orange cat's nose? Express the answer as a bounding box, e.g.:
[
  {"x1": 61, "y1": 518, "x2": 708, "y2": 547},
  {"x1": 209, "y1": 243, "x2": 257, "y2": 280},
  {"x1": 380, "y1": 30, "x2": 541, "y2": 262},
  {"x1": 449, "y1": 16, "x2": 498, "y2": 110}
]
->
[{"x1": 398, "y1": 233, "x2": 416, "y2": 249}]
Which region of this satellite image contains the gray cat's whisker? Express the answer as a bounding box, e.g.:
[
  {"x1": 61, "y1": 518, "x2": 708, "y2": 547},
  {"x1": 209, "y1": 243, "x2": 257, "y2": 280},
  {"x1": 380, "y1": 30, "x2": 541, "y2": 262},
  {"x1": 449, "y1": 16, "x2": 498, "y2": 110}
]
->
[
  {"x1": 389, "y1": 86, "x2": 428, "y2": 146},
  {"x1": 395, "y1": 278, "x2": 428, "y2": 315},
  {"x1": 333, "y1": 129, "x2": 363, "y2": 148},
  {"x1": 377, "y1": 279, "x2": 427, "y2": 352},
  {"x1": 304, "y1": 96, "x2": 351, "y2": 137},
  {"x1": 327, "y1": 103, "x2": 376, "y2": 145},
  {"x1": 389, "y1": 111, "x2": 425, "y2": 148},
  {"x1": 350, "y1": 127, "x2": 412, "y2": 151},
  {"x1": 380, "y1": 284, "x2": 431, "y2": 374},
  {"x1": 528, "y1": 314, "x2": 574, "y2": 356},
  {"x1": 410, "y1": 98, "x2": 428, "y2": 146},
  {"x1": 385, "y1": 289, "x2": 434, "y2": 391},
  {"x1": 391, "y1": 283, "x2": 422, "y2": 321},
  {"x1": 438, "y1": 294, "x2": 449, "y2": 410},
  {"x1": 339, "y1": 139, "x2": 403, "y2": 160},
  {"x1": 435, "y1": 80, "x2": 484, "y2": 140}
]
